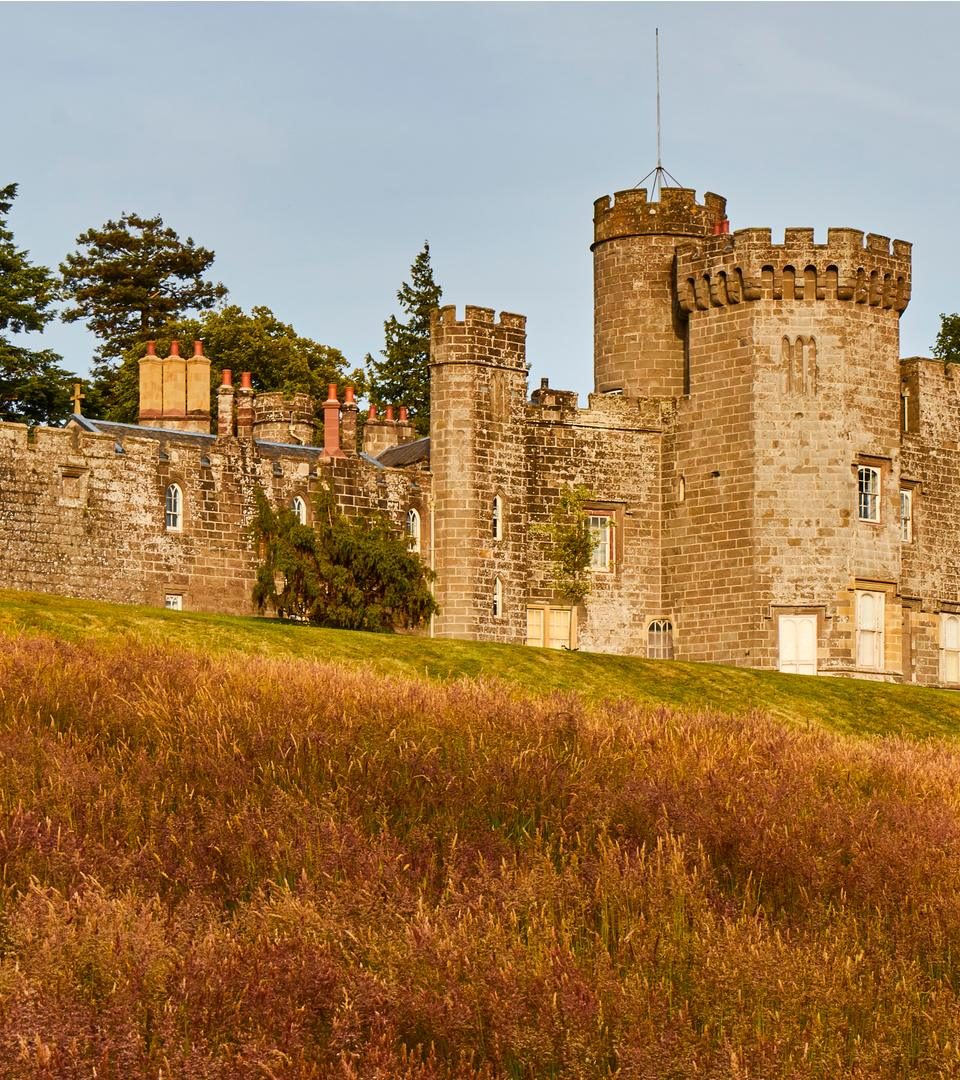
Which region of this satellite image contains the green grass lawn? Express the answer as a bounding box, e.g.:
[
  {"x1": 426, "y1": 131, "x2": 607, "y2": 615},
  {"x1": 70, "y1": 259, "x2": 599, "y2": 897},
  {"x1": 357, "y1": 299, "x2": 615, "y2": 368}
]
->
[{"x1": 2, "y1": 587, "x2": 959, "y2": 740}]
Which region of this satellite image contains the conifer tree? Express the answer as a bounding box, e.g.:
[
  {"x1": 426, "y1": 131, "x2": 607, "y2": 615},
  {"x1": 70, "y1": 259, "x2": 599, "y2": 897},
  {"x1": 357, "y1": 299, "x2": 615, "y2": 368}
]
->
[
  {"x1": 59, "y1": 212, "x2": 228, "y2": 412},
  {"x1": 0, "y1": 183, "x2": 75, "y2": 425},
  {"x1": 933, "y1": 313, "x2": 960, "y2": 363},
  {"x1": 367, "y1": 241, "x2": 442, "y2": 437}
]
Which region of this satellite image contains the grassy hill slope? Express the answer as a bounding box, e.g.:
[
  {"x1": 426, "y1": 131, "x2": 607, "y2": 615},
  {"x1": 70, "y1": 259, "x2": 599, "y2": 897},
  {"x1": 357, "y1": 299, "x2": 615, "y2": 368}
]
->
[{"x1": 2, "y1": 588, "x2": 959, "y2": 740}]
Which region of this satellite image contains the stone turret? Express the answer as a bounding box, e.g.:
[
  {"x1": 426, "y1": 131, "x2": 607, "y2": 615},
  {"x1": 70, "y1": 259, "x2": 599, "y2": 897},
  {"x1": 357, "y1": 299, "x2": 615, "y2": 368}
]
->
[
  {"x1": 429, "y1": 305, "x2": 528, "y2": 642},
  {"x1": 592, "y1": 187, "x2": 727, "y2": 398}
]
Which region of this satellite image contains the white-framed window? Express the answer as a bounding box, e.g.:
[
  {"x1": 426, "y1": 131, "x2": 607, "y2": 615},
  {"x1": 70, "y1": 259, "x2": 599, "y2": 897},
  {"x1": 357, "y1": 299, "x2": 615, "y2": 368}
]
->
[
  {"x1": 778, "y1": 614, "x2": 818, "y2": 675},
  {"x1": 588, "y1": 513, "x2": 613, "y2": 571},
  {"x1": 856, "y1": 590, "x2": 885, "y2": 670},
  {"x1": 165, "y1": 483, "x2": 183, "y2": 531},
  {"x1": 900, "y1": 489, "x2": 913, "y2": 542},
  {"x1": 941, "y1": 614, "x2": 960, "y2": 685},
  {"x1": 526, "y1": 606, "x2": 575, "y2": 650},
  {"x1": 292, "y1": 495, "x2": 307, "y2": 525},
  {"x1": 647, "y1": 619, "x2": 674, "y2": 660},
  {"x1": 406, "y1": 508, "x2": 421, "y2": 552},
  {"x1": 858, "y1": 466, "x2": 880, "y2": 522},
  {"x1": 164, "y1": 594, "x2": 183, "y2": 611},
  {"x1": 492, "y1": 494, "x2": 504, "y2": 541},
  {"x1": 492, "y1": 576, "x2": 503, "y2": 618}
]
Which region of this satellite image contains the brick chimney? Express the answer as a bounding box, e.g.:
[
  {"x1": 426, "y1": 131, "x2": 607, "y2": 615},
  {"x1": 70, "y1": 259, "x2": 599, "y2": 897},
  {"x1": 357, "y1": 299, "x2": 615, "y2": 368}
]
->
[
  {"x1": 236, "y1": 371, "x2": 254, "y2": 440},
  {"x1": 340, "y1": 385, "x2": 359, "y2": 455},
  {"x1": 217, "y1": 368, "x2": 234, "y2": 438},
  {"x1": 322, "y1": 383, "x2": 343, "y2": 458}
]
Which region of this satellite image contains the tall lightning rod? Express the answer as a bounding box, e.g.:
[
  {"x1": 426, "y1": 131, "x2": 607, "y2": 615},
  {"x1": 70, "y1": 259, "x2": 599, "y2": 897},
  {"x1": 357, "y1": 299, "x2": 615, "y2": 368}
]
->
[{"x1": 637, "y1": 27, "x2": 681, "y2": 196}]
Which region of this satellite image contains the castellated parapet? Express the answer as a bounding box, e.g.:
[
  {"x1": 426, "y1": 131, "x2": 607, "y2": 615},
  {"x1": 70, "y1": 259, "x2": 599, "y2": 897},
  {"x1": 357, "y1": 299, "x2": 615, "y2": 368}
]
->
[{"x1": 676, "y1": 228, "x2": 912, "y2": 312}]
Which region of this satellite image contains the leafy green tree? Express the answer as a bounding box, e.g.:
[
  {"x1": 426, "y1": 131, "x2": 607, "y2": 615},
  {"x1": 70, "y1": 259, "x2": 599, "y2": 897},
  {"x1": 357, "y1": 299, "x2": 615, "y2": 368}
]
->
[
  {"x1": 933, "y1": 313, "x2": 960, "y2": 363},
  {"x1": 367, "y1": 241, "x2": 442, "y2": 437},
  {"x1": 0, "y1": 183, "x2": 75, "y2": 425},
  {"x1": 59, "y1": 212, "x2": 228, "y2": 410},
  {"x1": 103, "y1": 304, "x2": 365, "y2": 424},
  {"x1": 251, "y1": 486, "x2": 437, "y2": 631},
  {"x1": 534, "y1": 484, "x2": 597, "y2": 605}
]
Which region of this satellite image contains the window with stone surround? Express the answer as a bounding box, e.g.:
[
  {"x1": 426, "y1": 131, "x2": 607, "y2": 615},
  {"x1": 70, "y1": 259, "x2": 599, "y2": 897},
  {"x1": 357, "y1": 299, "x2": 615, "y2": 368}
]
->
[
  {"x1": 526, "y1": 606, "x2": 575, "y2": 650},
  {"x1": 900, "y1": 489, "x2": 913, "y2": 542},
  {"x1": 855, "y1": 590, "x2": 884, "y2": 670},
  {"x1": 857, "y1": 467, "x2": 880, "y2": 523},
  {"x1": 588, "y1": 513, "x2": 614, "y2": 572},
  {"x1": 492, "y1": 494, "x2": 504, "y2": 541},
  {"x1": 165, "y1": 484, "x2": 183, "y2": 531},
  {"x1": 492, "y1": 576, "x2": 503, "y2": 618},
  {"x1": 406, "y1": 508, "x2": 421, "y2": 553},
  {"x1": 292, "y1": 495, "x2": 307, "y2": 525},
  {"x1": 941, "y1": 614, "x2": 960, "y2": 685},
  {"x1": 647, "y1": 619, "x2": 674, "y2": 659}
]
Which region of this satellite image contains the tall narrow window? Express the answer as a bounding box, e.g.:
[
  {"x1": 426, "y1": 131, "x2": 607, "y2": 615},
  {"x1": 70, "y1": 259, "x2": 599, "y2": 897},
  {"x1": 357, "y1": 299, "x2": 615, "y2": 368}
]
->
[
  {"x1": 588, "y1": 514, "x2": 613, "y2": 571},
  {"x1": 857, "y1": 467, "x2": 880, "y2": 522},
  {"x1": 547, "y1": 607, "x2": 573, "y2": 650},
  {"x1": 941, "y1": 614, "x2": 960, "y2": 684},
  {"x1": 856, "y1": 591, "x2": 884, "y2": 670},
  {"x1": 647, "y1": 620, "x2": 674, "y2": 659},
  {"x1": 406, "y1": 508, "x2": 421, "y2": 553},
  {"x1": 165, "y1": 484, "x2": 182, "y2": 531},
  {"x1": 292, "y1": 495, "x2": 307, "y2": 525},
  {"x1": 900, "y1": 489, "x2": 913, "y2": 542},
  {"x1": 492, "y1": 494, "x2": 504, "y2": 541},
  {"x1": 492, "y1": 577, "x2": 503, "y2": 618}
]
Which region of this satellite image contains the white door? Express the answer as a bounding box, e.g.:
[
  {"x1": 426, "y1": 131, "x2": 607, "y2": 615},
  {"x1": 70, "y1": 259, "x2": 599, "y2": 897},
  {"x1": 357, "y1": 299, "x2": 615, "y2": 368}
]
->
[{"x1": 779, "y1": 615, "x2": 817, "y2": 675}]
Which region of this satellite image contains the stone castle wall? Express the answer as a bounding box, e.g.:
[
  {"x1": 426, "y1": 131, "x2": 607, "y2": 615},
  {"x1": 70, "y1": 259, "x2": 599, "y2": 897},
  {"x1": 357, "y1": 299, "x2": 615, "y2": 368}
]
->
[{"x1": 0, "y1": 420, "x2": 425, "y2": 616}]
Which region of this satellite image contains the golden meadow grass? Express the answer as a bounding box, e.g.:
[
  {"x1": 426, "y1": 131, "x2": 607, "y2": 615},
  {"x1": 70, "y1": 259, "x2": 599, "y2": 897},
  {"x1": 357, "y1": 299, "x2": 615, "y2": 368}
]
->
[{"x1": 4, "y1": 627, "x2": 960, "y2": 1076}]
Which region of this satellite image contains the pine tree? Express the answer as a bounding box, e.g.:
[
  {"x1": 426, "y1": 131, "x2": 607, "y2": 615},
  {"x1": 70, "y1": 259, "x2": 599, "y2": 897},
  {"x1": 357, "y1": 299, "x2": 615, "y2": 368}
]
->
[
  {"x1": 367, "y1": 242, "x2": 442, "y2": 437},
  {"x1": 59, "y1": 212, "x2": 228, "y2": 412},
  {"x1": 0, "y1": 183, "x2": 75, "y2": 425}
]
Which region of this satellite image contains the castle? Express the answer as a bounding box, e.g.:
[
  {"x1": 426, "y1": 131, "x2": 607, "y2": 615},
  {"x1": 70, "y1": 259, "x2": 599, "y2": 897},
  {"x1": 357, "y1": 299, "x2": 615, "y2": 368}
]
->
[{"x1": 1, "y1": 182, "x2": 959, "y2": 687}]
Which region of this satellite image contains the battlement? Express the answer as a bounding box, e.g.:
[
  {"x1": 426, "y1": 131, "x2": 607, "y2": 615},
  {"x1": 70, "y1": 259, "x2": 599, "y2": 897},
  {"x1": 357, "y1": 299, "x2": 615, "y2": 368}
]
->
[
  {"x1": 430, "y1": 305, "x2": 527, "y2": 370},
  {"x1": 433, "y1": 305, "x2": 526, "y2": 330},
  {"x1": 676, "y1": 225, "x2": 912, "y2": 313},
  {"x1": 593, "y1": 187, "x2": 727, "y2": 246}
]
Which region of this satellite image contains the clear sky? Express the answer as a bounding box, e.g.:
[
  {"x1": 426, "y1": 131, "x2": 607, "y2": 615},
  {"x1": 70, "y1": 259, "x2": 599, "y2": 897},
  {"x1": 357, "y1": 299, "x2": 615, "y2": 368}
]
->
[{"x1": 4, "y1": 2, "x2": 959, "y2": 400}]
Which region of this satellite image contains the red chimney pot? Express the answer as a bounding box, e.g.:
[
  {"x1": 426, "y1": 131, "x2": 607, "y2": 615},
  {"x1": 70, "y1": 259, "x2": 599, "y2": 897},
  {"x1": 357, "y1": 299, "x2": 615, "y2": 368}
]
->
[
  {"x1": 193, "y1": 340, "x2": 204, "y2": 357},
  {"x1": 221, "y1": 368, "x2": 233, "y2": 387},
  {"x1": 146, "y1": 341, "x2": 156, "y2": 357},
  {"x1": 398, "y1": 406, "x2": 409, "y2": 422},
  {"x1": 240, "y1": 371, "x2": 252, "y2": 389},
  {"x1": 169, "y1": 340, "x2": 181, "y2": 357},
  {"x1": 385, "y1": 405, "x2": 395, "y2": 422},
  {"x1": 367, "y1": 404, "x2": 377, "y2": 419},
  {"x1": 344, "y1": 385, "x2": 355, "y2": 404}
]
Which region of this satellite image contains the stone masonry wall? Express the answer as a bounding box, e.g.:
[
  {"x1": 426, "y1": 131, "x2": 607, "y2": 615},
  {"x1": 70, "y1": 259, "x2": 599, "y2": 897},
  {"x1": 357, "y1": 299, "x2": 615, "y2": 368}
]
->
[{"x1": 0, "y1": 421, "x2": 427, "y2": 617}]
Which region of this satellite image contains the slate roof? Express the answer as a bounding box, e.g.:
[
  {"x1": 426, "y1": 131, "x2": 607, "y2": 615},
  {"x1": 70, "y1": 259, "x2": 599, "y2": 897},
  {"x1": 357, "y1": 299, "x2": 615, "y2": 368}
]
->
[{"x1": 377, "y1": 437, "x2": 430, "y2": 468}]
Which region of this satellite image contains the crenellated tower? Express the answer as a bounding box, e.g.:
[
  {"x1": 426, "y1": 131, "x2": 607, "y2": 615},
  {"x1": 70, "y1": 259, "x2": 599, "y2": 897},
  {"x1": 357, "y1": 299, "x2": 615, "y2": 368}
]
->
[
  {"x1": 429, "y1": 305, "x2": 529, "y2": 642},
  {"x1": 661, "y1": 212, "x2": 913, "y2": 670},
  {"x1": 592, "y1": 186, "x2": 727, "y2": 397}
]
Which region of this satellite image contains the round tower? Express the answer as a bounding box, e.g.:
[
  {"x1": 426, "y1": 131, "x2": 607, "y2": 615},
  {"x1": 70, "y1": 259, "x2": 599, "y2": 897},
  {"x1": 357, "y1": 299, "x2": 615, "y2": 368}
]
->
[{"x1": 592, "y1": 186, "x2": 727, "y2": 398}]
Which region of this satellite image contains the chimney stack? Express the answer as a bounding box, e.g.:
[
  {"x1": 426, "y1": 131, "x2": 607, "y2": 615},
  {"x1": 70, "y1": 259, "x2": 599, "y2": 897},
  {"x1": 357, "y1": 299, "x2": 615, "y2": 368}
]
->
[
  {"x1": 236, "y1": 371, "x2": 254, "y2": 440},
  {"x1": 340, "y1": 385, "x2": 359, "y2": 455},
  {"x1": 217, "y1": 368, "x2": 234, "y2": 438},
  {"x1": 322, "y1": 383, "x2": 343, "y2": 458}
]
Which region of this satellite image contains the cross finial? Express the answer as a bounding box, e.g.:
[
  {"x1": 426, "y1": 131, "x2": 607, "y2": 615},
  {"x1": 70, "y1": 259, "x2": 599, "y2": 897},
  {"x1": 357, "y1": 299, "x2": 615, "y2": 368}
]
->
[{"x1": 71, "y1": 382, "x2": 85, "y2": 415}]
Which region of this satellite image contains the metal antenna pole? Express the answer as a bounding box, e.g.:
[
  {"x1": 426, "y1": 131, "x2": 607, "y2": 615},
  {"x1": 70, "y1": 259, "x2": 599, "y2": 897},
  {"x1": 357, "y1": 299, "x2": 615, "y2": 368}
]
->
[
  {"x1": 656, "y1": 27, "x2": 662, "y2": 172},
  {"x1": 636, "y1": 27, "x2": 682, "y2": 195}
]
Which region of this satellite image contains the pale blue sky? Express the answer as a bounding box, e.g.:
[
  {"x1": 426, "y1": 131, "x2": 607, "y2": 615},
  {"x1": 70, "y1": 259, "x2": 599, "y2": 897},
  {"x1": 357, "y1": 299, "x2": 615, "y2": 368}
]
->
[{"x1": 4, "y1": 2, "x2": 959, "y2": 399}]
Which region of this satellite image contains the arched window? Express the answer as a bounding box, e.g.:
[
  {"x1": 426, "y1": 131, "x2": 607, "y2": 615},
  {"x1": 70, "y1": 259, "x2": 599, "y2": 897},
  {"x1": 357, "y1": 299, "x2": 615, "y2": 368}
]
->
[
  {"x1": 492, "y1": 576, "x2": 503, "y2": 618},
  {"x1": 406, "y1": 508, "x2": 421, "y2": 553},
  {"x1": 647, "y1": 619, "x2": 674, "y2": 660},
  {"x1": 165, "y1": 483, "x2": 183, "y2": 531},
  {"x1": 492, "y1": 494, "x2": 504, "y2": 541},
  {"x1": 291, "y1": 495, "x2": 307, "y2": 525}
]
